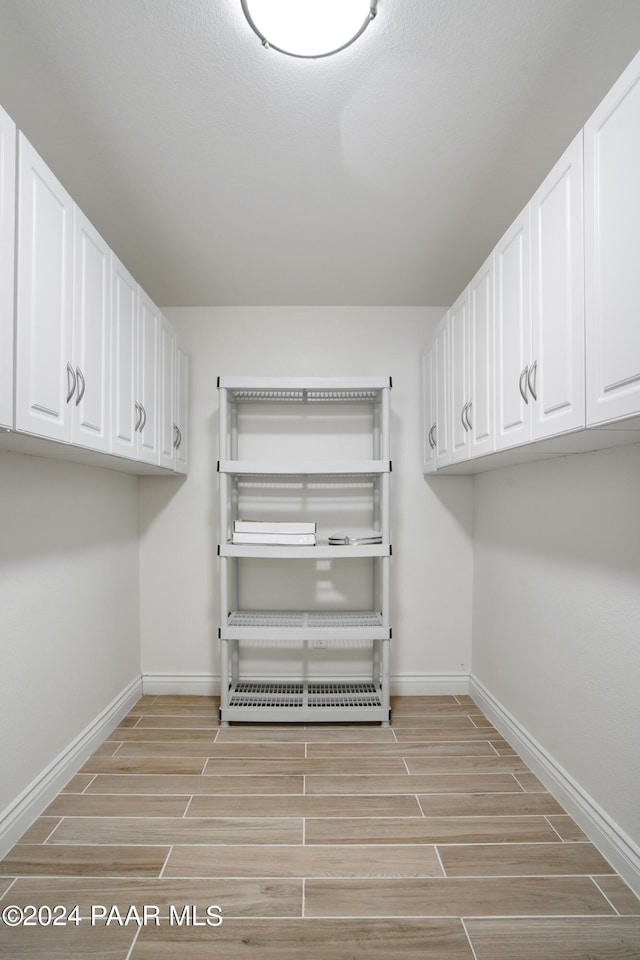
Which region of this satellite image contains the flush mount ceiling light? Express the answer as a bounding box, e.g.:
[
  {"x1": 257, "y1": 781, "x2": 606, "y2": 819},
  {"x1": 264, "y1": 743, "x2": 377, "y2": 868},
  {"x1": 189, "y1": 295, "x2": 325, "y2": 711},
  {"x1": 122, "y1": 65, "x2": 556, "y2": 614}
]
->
[{"x1": 240, "y1": 0, "x2": 378, "y2": 59}]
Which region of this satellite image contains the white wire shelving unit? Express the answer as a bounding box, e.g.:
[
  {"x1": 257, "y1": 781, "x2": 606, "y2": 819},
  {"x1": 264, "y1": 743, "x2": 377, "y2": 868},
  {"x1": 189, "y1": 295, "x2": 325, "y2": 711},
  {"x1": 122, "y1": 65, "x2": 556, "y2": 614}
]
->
[{"x1": 217, "y1": 376, "x2": 392, "y2": 725}]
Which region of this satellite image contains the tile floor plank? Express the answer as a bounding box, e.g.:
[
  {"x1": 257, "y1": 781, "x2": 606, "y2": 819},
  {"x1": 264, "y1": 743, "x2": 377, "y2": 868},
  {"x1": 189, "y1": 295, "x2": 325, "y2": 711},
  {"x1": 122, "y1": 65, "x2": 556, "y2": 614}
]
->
[
  {"x1": 163, "y1": 844, "x2": 444, "y2": 879},
  {"x1": 593, "y1": 876, "x2": 640, "y2": 915},
  {"x1": 304, "y1": 876, "x2": 616, "y2": 917},
  {"x1": 42, "y1": 795, "x2": 190, "y2": 818},
  {"x1": 186, "y1": 794, "x2": 422, "y2": 818},
  {"x1": 84, "y1": 774, "x2": 304, "y2": 795},
  {"x1": 305, "y1": 816, "x2": 562, "y2": 845},
  {"x1": 117, "y1": 741, "x2": 306, "y2": 759},
  {"x1": 48, "y1": 817, "x2": 302, "y2": 845},
  {"x1": 131, "y1": 918, "x2": 476, "y2": 960},
  {"x1": 80, "y1": 757, "x2": 207, "y2": 775},
  {"x1": 305, "y1": 773, "x2": 525, "y2": 795},
  {"x1": 464, "y1": 917, "x2": 640, "y2": 959},
  {"x1": 306, "y1": 740, "x2": 499, "y2": 758},
  {"x1": 0, "y1": 843, "x2": 169, "y2": 877},
  {"x1": 438, "y1": 842, "x2": 615, "y2": 877},
  {"x1": 7, "y1": 876, "x2": 303, "y2": 917},
  {"x1": 202, "y1": 757, "x2": 408, "y2": 775},
  {"x1": 416, "y1": 791, "x2": 564, "y2": 816},
  {"x1": 0, "y1": 922, "x2": 137, "y2": 959}
]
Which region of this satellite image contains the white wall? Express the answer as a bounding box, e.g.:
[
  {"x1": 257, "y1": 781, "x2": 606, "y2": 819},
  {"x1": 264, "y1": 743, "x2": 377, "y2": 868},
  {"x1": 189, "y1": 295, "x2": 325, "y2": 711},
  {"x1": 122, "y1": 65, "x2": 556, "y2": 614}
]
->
[
  {"x1": 471, "y1": 443, "x2": 640, "y2": 884},
  {"x1": 0, "y1": 451, "x2": 140, "y2": 847},
  {"x1": 139, "y1": 306, "x2": 474, "y2": 693}
]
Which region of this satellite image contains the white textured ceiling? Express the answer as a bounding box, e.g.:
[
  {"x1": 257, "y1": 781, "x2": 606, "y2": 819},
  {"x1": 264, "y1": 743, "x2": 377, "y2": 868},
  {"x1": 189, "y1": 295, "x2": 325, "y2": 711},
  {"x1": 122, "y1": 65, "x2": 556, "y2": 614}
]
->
[{"x1": 1, "y1": 0, "x2": 640, "y2": 307}]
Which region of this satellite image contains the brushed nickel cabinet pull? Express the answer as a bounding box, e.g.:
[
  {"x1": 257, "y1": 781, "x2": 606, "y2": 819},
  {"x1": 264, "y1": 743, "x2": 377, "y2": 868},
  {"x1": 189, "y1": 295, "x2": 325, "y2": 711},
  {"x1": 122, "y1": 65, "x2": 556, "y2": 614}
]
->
[
  {"x1": 519, "y1": 365, "x2": 529, "y2": 404},
  {"x1": 75, "y1": 367, "x2": 86, "y2": 405},
  {"x1": 528, "y1": 360, "x2": 538, "y2": 401},
  {"x1": 66, "y1": 362, "x2": 76, "y2": 403}
]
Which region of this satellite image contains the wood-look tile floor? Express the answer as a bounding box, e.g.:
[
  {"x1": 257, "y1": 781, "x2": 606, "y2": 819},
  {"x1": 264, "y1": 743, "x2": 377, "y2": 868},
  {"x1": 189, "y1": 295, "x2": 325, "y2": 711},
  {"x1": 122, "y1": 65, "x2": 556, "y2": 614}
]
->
[{"x1": 1, "y1": 695, "x2": 639, "y2": 959}]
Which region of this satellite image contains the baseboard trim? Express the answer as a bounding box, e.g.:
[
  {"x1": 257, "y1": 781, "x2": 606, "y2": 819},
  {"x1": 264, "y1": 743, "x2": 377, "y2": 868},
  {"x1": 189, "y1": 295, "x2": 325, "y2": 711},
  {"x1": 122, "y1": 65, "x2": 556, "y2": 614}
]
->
[
  {"x1": 470, "y1": 675, "x2": 640, "y2": 897},
  {"x1": 142, "y1": 672, "x2": 470, "y2": 697},
  {"x1": 0, "y1": 675, "x2": 142, "y2": 860}
]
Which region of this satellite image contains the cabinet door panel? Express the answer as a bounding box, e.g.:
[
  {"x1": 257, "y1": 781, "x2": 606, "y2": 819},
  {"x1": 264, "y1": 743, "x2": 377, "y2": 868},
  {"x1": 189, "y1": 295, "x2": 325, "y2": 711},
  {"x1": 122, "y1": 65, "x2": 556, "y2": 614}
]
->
[
  {"x1": 73, "y1": 208, "x2": 110, "y2": 450},
  {"x1": 158, "y1": 313, "x2": 176, "y2": 470},
  {"x1": 469, "y1": 255, "x2": 494, "y2": 457},
  {"x1": 494, "y1": 208, "x2": 531, "y2": 450},
  {"x1": 0, "y1": 105, "x2": 16, "y2": 429},
  {"x1": 531, "y1": 132, "x2": 584, "y2": 439},
  {"x1": 137, "y1": 288, "x2": 160, "y2": 464},
  {"x1": 421, "y1": 344, "x2": 436, "y2": 473},
  {"x1": 111, "y1": 255, "x2": 138, "y2": 458},
  {"x1": 448, "y1": 289, "x2": 470, "y2": 464},
  {"x1": 15, "y1": 134, "x2": 73, "y2": 441},
  {"x1": 175, "y1": 343, "x2": 189, "y2": 475},
  {"x1": 585, "y1": 51, "x2": 640, "y2": 424},
  {"x1": 433, "y1": 317, "x2": 450, "y2": 467}
]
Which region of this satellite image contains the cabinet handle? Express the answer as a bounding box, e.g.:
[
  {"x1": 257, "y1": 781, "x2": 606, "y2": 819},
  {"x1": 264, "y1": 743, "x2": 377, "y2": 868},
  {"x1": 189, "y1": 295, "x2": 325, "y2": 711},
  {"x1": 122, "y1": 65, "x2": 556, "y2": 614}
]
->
[
  {"x1": 139, "y1": 404, "x2": 147, "y2": 432},
  {"x1": 134, "y1": 401, "x2": 142, "y2": 431},
  {"x1": 519, "y1": 365, "x2": 529, "y2": 404},
  {"x1": 464, "y1": 401, "x2": 473, "y2": 431},
  {"x1": 75, "y1": 368, "x2": 86, "y2": 406},
  {"x1": 173, "y1": 423, "x2": 182, "y2": 449},
  {"x1": 176, "y1": 426, "x2": 182, "y2": 450},
  {"x1": 432, "y1": 424, "x2": 437, "y2": 448},
  {"x1": 66, "y1": 362, "x2": 77, "y2": 403},
  {"x1": 528, "y1": 360, "x2": 538, "y2": 401},
  {"x1": 429, "y1": 424, "x2": 436, "y2": 449},
  {"x1": 460, "y1": 404, "x2": 468, "y2": 432}
]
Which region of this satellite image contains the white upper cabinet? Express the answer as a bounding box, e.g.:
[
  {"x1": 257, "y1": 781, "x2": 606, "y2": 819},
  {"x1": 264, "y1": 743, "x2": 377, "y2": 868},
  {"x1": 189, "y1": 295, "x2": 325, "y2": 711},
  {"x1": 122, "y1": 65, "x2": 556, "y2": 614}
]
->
[
  {"x1": 585, "y1": 49, "x2": 640, "y2": 425},
  {"x1": 175, "y1": 342, "x2": 189, "y2": 475},
  {"x1": 158, "y1": 312, "x2": 176, "y2": 471},
  {"x1": 495, "y1": 132, "x2": 584, "y2": 451},
  {"x1": 530, "y1": 132, "x2": 585, "y2": 439},
  {"x1": 111, "y1": 254, "x2": 139, "y2": 459},
  {"x1": 433, "y1": 315, "x2": 450, "y2": 468},
  {"x1": 494, "y1": 205, "x2": 531, "y2": 450},
  {"x1": 468, "y1": 254, "x2": 495, "y2": 457},
  {"x1": 4, "y1": 111, "x2": 189, "y2": 474},
  {"x1": 0, "y1": 105, "x2": 16, "y2": 430},
  {"x1": 448, "y1": 255, "x2": 495, "y2": 465},
  {"x1": 136, "y1": 287, "x2": 160, "y2": 465},
  {"x1": 72, "y1": 207, "x2": 111, "y2": 451},
  {"x1": 15, "y1": 133, "x2": 74, "y2": 442},
  {"x1": 448, "y1": 286, "x2": 470, "y2": 464},
  {"x1": 421, "y1": 342, "x2": 436, "y2": 473}
]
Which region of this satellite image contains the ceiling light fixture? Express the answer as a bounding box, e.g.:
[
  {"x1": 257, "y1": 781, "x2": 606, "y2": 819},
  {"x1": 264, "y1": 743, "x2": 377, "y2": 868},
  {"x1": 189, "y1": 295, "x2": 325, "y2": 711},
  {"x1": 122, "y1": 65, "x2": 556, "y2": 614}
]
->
[{"x1": 240, "y1": 0, "x2": 378, "y2": 59}]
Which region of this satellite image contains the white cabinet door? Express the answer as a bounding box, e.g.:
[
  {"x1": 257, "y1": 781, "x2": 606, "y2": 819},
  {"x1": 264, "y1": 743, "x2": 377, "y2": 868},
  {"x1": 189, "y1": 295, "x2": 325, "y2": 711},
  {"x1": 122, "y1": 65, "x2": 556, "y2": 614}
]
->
[
  {"x1": 433, "y1": 315, "x2": 450, "y2": 468},
  {"x1": 585, "y1": 49, "x2": 640, "y2": 425},
  {"x1": 531, "y1": 132, "x2": 585, "y2": 439},
  {"x1": 175, "y1": 343, "x2": 189, "y2": 475},
  {"x1": 72, "y1": 208, "x2": 111, "y2": 451},
  {"x1": 137, "y1": 288, "x2": 160, "y2": 465},
  {"x1": 15, "y1": 134, "x2": 74, "y2": 442},
  {"x1": 158, "y1": 313, "x2": 176, "y2": 470},
  {"x1": 421, "y1": 343, "x2": 436, "y2": 473},
  {"x1": 0, "y1": 105, "x2": 16, "y2": 430},
  {"x1": 494, "y1": 206, "x2": 531, "y2": 450},
  {"x1": 468, "y1": 254, "x2": 494, "y2": 458},
  {"x1": 448, "y1": 287, "x2": 470, "y2": 464},
  {"x1": 111, "y1": 254, "x2": 138, "y2": 459}
]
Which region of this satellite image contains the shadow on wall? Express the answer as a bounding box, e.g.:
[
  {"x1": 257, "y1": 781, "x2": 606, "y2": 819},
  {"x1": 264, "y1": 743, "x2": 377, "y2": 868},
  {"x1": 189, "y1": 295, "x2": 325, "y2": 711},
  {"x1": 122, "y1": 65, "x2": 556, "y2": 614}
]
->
[
  {"x1": 472, "y1": 443, "x2": 640, "y2": 578},
  {"x1": 0, "y1": 450, "x2": 140, "y2": 569}
]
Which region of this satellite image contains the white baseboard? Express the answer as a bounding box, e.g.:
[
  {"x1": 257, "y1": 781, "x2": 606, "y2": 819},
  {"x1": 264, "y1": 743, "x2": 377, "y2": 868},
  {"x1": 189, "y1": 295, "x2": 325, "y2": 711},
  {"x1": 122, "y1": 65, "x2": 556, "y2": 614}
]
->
[
  {"x1": 142, "y1": 672, "x2": 470, "y2": 697},
  {"x1": 0, "y1": 675, "x2": 142, "y2": 860},
  {"x1": 470, "y1": 675, "x2": 640, "y2": 897}
]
